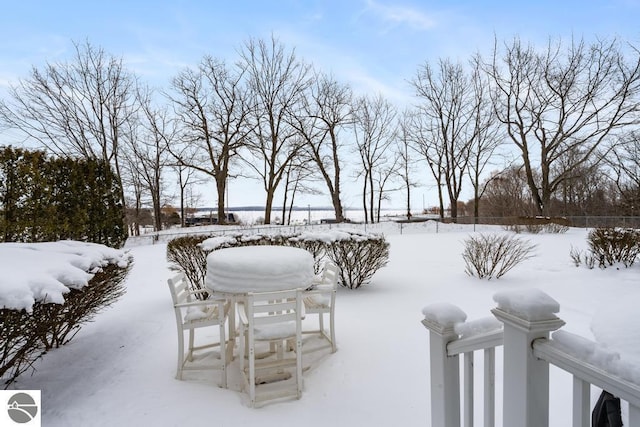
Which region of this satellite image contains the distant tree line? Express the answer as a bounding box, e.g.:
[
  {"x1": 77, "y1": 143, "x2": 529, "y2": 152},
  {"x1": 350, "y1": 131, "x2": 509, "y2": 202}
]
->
[
  {"x1": 1, "y1": 35, "x2": 640, "y2": 230},
  {"x1": 0, "y1": 147, "x2": 126, "y2": 247}
]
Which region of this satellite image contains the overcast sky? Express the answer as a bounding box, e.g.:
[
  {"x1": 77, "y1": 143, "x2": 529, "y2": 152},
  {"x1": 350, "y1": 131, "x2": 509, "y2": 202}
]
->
[{"x1": 1, "y1": 0, "x2": 639, "y2": 210}]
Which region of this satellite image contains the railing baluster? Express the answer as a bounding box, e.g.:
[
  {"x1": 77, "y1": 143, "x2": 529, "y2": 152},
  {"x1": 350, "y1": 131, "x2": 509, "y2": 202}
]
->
[
  {"x1": 484, "y1": 348, "x2": 495, "y2": 427},
  {"x1": 572, "y1": 377, "x2": 589, "y2": 427},
  {"x1": 464, "y1": 352, "x2": 474, "y2": 427},
  {"x1": 630, "y1": 403, "x2": 640, "y2": 425}
]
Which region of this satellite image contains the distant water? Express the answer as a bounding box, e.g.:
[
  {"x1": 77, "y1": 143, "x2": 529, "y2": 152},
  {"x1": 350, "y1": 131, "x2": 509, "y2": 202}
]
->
[{"x1": 225, "y1": 208, "x2": 410, "y2": 225}]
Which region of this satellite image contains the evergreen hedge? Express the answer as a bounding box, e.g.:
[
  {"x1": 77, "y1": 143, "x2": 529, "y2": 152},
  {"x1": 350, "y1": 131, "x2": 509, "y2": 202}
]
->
[{"x1": 0, "y1": 146, "x2": 127, "y2": 247}]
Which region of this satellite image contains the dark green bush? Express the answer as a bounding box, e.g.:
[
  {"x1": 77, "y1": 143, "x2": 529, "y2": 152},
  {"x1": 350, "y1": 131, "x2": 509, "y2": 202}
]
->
[
  {"x1": 1, "y1": 260, "x2": 131, "y2": 388},
  {"x1": 0, "y1": 146, "x2": 126, "y2": 247},
  {"x1": 587, "y1": 227, "x2": 640, "y2": 268}
]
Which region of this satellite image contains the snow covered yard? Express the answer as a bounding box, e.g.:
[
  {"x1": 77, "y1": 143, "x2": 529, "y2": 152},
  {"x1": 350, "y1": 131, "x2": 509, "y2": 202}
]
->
[{"x1": 6, "y1": 224, "x2": 640, "y2": 426}]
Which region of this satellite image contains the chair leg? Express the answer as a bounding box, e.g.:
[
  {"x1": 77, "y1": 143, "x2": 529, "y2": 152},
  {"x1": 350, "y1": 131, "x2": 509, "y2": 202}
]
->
[
  {"x1": 296, "y1": 336, "x2": 303, "y2": 398},
  {"x1": 177, "y1": 329, "x2": 185, "y2": 380},
  {"x1": 187, "y1": 327, "x2": 195, "y2": 361},
  {"x1": 239, "y1": 324, "x2": 246, "y2": 373},
  {"x1": 219, "y1": 321, "x2": 227, "y2": 388},
  {"x1": 249, "y1": 339, "x2": 256, "y2": 407},
  {"x1": 319, "y1": 312, "x2": 325, "y2": 335},
  {"x1": 329, "y1": 311, "x2": 337, "y2": 353}
]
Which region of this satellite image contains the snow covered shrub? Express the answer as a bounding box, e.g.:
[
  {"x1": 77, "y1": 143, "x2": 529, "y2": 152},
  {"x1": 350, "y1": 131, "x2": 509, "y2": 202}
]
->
[
  {"x1": 167, "y1": 235, "x2": 211, "y2": 296},
  {"x1": 462, "y1": 233, "x2": 536, "y2": 279},
  {"x1": 34, "y1": 262, "x2": 130, "y2": 349},
  {"x1": 167, "y1": 230, "x2": 390, "y2": 290},
  {"x1": 587, "y1": 228, "x2": 640, "y2": 268},
  {"x1": 0, "y1": 257, "x2": 131, "y2": 387},
  {"x1": 323, "y1": 231, "x2": 390, "y2": 289}
]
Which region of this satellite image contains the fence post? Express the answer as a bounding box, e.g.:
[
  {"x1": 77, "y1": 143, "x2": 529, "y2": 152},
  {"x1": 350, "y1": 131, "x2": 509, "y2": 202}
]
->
[
  {"x1": 422, "y1": 303, "x2": 467, "y2": 427},
  {"x1": 491, "y1": 289, "x2": 565, "y2": 427}
]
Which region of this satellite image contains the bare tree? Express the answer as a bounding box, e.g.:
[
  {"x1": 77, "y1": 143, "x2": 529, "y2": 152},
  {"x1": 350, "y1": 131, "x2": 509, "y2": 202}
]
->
[
  {"x1": 480, "y1": 166, "x2": 536, "y2": 217},
  {"x1": 280, "y1": 155, "x2": 320, "y2": 225},
  {"x1": 608, "y1": 131, "x2": 640, "y2": 215},
  {"x1": 292, "y1": 72, "x2": 352, "y2": 222},
  {"x1": 483, "y1": 36, "x2": 640, "y2": 215},
  {"x1": 405, "y1": 108, "x2": 447, "y2": 218},
  {"x1": 468, "y1": 57, "x2": 504, "y2": 222},
  {"x1": 174, "y1": 160, "x2": 206, "y2": 227},
  {"x1": 373, "y1": 155, "x2": 400, "y2": 222},
  {"x1": 239, "y1": 35, "x2": 311, "y2": 224},
  {"x1": 167, "y1": 55, "x2": 250, "y2": 224},
  {"x1": 0, "y1": 40, "x2": 138, "y2": 207},
  {"x1": 396, "y1": 111, "x2": 421, "y2": 219},
  {"x1": 352, "y1": 93, "x2": 397, "y2": 223},
  {"x1": 410, "y1": 58, "x2": 480, "y2": 220},
  {"x1": 122, "y1": 87, "x2": 175, "y2": 231}
]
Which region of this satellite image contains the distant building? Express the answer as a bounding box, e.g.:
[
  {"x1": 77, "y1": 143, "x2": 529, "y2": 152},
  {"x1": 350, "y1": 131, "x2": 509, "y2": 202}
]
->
[{"x1": 184, "y1": 212, "x2": 238, "y2": 226}]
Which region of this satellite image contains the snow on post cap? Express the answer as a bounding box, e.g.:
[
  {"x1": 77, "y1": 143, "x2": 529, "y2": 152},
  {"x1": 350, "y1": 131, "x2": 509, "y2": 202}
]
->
[
  {"x1": 422, "y1": 302, "x2": 467, "y2": 326},
  {"x1": 493, "y1": 288, "x2": 560, "y2": 321}
]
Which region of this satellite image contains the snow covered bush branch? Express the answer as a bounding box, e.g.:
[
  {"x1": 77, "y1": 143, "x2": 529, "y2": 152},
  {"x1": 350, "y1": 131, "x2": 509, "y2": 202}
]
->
[
  {"x1": 462, "y1": 233, "x2": 536, "y2": 279},
  {"x1": 0, "y1": 242, "x2": 132, "y2": 387}
]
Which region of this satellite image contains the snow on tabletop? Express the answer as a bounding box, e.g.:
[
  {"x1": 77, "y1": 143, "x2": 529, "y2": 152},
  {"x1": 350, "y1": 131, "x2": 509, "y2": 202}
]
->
[
  {"x1": 206, "y1": 245, "x2": 314, "y2": 293},
  {"x1": 493, "y1": 288, "x2": 560, "y2": 321},
  {"x1": 422, "y1": 302, "x2": 467, "y2": 326},
  {"x1": 0, "y1": 241, "x2": 130, "y2": 312}
]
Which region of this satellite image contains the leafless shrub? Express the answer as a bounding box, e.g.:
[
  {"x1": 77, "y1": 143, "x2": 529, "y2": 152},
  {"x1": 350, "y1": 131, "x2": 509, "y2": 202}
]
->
[
  {"x1": 462, "y1": 233, "x2": 536, "y2": 279},
  {"x1": 588, "y1": 228, "x2": 640, "y2": 268},
  {"x1": 525, "y1": 224, "x2": 544, "y2": 234},
  {"x1": 167, "y1": 235, "x2": 211, "y2": 296},
  {"x1": 503, "y1": 224, "x2": 522, "y2": 233},
  {"x1": 1, "y1": 260, "x2": 131, "y2": 388},
  {"x1": 544, "y1": 223, "x2": 569, "y2": 234},
  {"x1": 570, "y1": 246, "x2": 596, "y2": 269},
  {"x1": 325, "y1": 235, "x2": 389, "y2": 289}
]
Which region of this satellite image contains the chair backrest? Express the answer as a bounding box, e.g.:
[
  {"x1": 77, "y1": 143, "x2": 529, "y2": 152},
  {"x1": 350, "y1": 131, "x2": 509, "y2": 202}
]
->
[
  {"x1": 244, "y1": 289, "x2": 303, "y2": 339},
  {"x1": 318, "y1": 262, "x2": 339, "y2": 289},
  {"x1": 167, "y1": 273, "x2": 192, "y2": 306}
]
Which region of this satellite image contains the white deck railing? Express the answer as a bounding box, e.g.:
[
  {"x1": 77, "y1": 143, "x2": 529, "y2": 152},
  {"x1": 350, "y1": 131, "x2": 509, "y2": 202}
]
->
[{"x1": 422, "y1": 289, "x2": 640, "y2": 427}]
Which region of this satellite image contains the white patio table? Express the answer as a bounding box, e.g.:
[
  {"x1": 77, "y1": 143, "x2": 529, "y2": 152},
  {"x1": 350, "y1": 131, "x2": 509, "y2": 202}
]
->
[
  {"x1": 205, "y1": 245, "x2": 314, "y2": 294},
  {"x1": 204, "y1": 245, "x2": 315, "y2": 344}
]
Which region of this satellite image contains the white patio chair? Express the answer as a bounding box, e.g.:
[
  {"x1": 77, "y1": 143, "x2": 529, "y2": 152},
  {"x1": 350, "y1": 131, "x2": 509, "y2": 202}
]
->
[
  {"x1": 303, "y1": 262, "x2": 338, "y2": 353},
  {"x1": 167, "y1": 272, "x2": 231, "y2": 387},
  {"x1": 237, "y1": 289, "x2": 304, "y2": 407}
]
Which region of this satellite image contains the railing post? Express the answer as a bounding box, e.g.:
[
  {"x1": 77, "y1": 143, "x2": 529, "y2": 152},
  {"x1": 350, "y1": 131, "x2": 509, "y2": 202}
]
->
[
  {"x1": 491, "y1": 289, "x2": 565, "y2": 427},
  {"x1": 422, "y1": 303, "x2": 467, "y2": 427}
]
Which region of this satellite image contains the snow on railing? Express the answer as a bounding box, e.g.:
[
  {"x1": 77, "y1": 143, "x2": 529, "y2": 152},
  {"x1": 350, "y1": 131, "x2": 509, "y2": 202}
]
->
[{"x1": 422, "y1": 289, "x2": 640, "y2": 427}]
